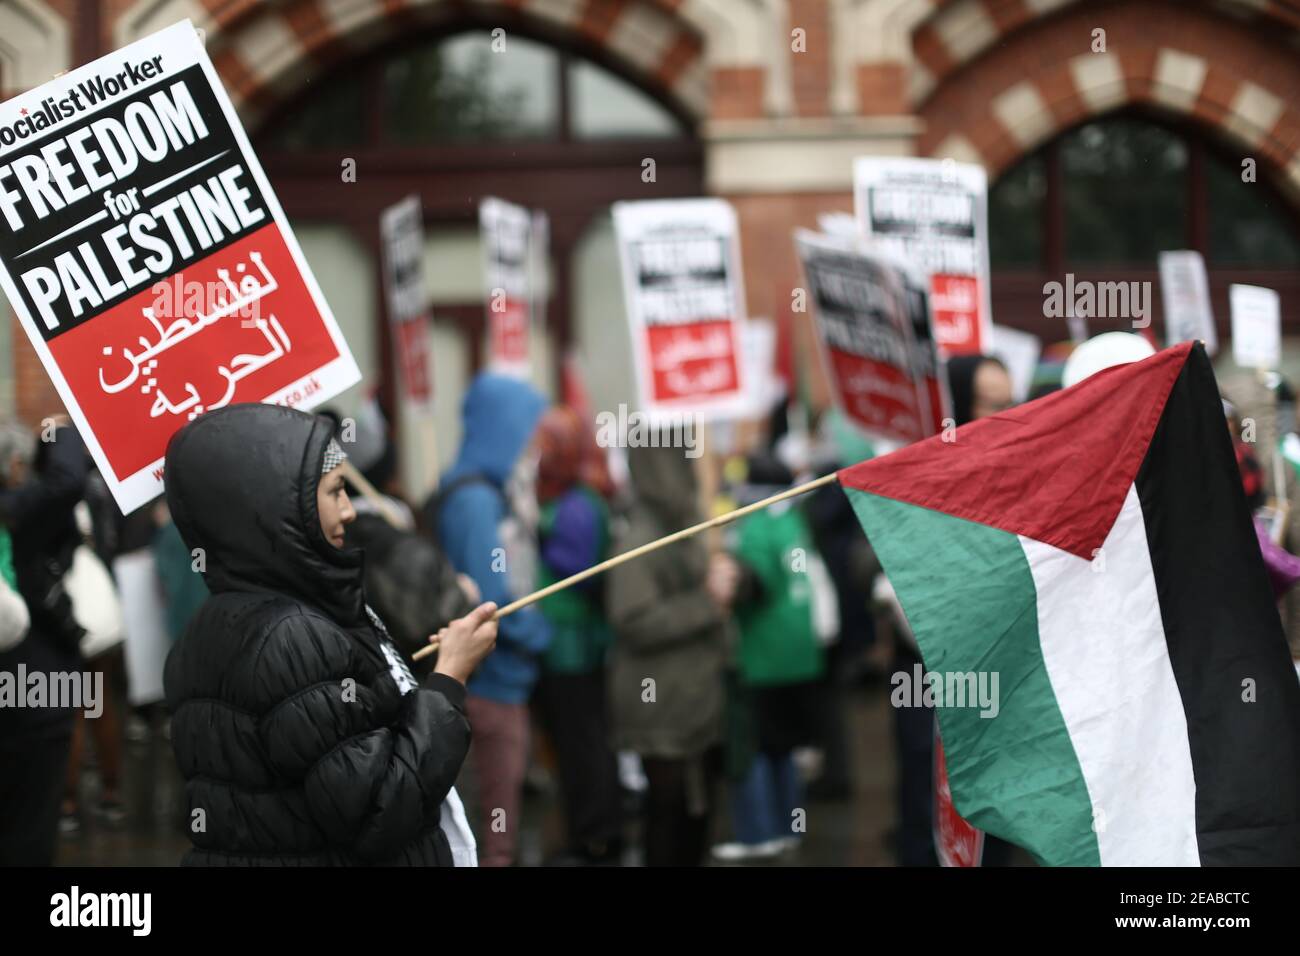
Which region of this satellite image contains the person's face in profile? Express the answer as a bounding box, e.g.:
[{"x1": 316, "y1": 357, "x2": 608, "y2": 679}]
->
[
  {"x1": 317, "y1": 466, "x2": 355, "y2": 549},
  {"x1": 1, "y1": 452, "x2": 27, "y2": 489},
  {"x1": 971, "y1": 361, "x2": 1015, "y2": 421}
]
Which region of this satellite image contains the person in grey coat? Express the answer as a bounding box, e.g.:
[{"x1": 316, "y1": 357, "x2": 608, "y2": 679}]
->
[{"x1": 606, "y1": 438, "x2": 737, "y2": 866}]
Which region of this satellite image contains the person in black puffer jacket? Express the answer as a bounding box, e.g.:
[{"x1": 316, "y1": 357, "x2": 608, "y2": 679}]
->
[{"x1": 163, "y1": 403, "x2": 499, "y2": 866}]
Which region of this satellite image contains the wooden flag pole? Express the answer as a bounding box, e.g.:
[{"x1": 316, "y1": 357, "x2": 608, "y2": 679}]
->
[
  {"x1": 412, "y1": 471, "x2": 839, "y2": 662},
  {"x1": 697, "y1": 422, "x2": 722, "y2": 552}
]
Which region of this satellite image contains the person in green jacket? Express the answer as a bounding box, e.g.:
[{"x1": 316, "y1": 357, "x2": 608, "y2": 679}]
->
[
  {"x1": 714, "y1": 452, "x2": 827, "y2": 861},
  {"x1": 0, "y1": 525, "x2": 29, "y2": 651}
]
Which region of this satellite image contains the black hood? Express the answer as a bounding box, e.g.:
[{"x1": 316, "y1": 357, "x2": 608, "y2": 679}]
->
[
  {"x1": 947, "y1": 354, "x2": 1004, "y2": 427},
  {"x1": 164, "y1": 403, "x2": 365, "y2": 627}
]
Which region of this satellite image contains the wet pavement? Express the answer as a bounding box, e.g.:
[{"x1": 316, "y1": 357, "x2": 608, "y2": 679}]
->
[{"x1": 57, "y1": 681, "x2": 901, "y2": 867}]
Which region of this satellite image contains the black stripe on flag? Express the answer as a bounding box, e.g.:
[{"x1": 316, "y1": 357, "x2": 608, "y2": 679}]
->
[{"x1": 1136, "y1": 344, "x2": 1300, "y2": 865}]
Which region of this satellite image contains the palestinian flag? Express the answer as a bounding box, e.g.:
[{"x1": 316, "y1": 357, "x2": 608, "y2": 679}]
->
[{"x1": 841, "y1": 342, "x2": 1300, "y2": 866}]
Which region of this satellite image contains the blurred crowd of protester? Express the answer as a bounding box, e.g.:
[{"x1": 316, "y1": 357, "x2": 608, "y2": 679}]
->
[{"x1": 4, "y1": 328, "x2": 1298, "y2": 867}]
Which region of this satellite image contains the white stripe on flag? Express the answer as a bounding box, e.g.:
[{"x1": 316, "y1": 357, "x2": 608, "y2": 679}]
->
[{"x1": 1019, "y1": 484, "x2": 1200, "y2": 866}]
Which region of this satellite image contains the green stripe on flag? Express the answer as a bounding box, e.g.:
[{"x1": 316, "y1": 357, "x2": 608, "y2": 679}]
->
[{"x1": 847, "y1": 488, "x2": 1102, "y2": 866}]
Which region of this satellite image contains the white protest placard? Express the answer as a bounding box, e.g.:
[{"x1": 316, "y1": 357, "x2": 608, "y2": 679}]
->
[
  {"x1": 989, "y1": 324, "x2": 1041, "y2": 403},
  {"x1": 381, "y1": 195, "x2": 426, "y2": 325},
  {"x1": 739, "y1": 319, "x2": 785, "y2": 420},
  {"x1": 1230, "y1": 284, "x2": 1281, "y2": 371},
  {"x1": 0, "y1": 20, "x2": 360, "y2": 513},
  {"x1": 816, "y1": 211, "x2": 859, "y2": 240},
  {"x1": 380, "y1": 195, "x2": 432, "y2": 404},
  {"x1": 380, "y1": 195, "x2": 440, "y2": 497},
  {"x1": 1159, "y1": 250, "x2": 1217, "y2": 355},
  {"x1": 893, "y1": 257, "x2": 950, "y2": 435},
  {"x1": 796, "y1": 229, "x2": 937, "y2": 444},
  {"x1": 612, "y1": 198, "x2": 748, "y2": 422},
  {"x1": 854, "y1": 157, "x2": 992, "y2": 358},
  {"x1": 480, "y1": 196, "x2": 535, "y2": 378}
]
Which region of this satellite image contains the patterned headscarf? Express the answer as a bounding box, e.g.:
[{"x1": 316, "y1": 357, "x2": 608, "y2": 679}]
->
[{"x1": 321, "y1": 438, "x2": 347, "y2": 475}]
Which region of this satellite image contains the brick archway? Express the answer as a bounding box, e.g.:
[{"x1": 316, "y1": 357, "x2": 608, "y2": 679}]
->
[
  {"x1": 113, "y1": 0, "x2": 779, "y2": 127},
  {"x1": 910, "y1": 0, "x2": 1300, "y2": 105},
  {"x1": 912, "y1": 0, "x2": 1300, "y2": 199},
  {"x1": 216, "y1": 0, "x2": 707, "y2": 125}
]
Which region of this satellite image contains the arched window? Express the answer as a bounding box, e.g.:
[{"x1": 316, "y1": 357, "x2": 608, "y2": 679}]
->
[
  {"x1": 989, "y1": 114, "x2": 1300, "y2": 270},
  {"x1": 987, "y1": 151, "x2": 1045, "y2": 270},
  {"x1": 262, "y1": 29, "x2": 689, "y2": 150},
  {"x1": 253, "y1": 24, "x2": 704, "y2": 446},
  {"x1": 383, "y1": 32, "x2": 559, "y2": 142},
  {"x1": 1061, "y1": 118, "x2": 1188, "y2": 264}
]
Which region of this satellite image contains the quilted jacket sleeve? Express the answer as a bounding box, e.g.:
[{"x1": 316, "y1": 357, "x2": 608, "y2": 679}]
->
[{"x1": 251, "y1": 611, "x2": 471, "y2": 862}]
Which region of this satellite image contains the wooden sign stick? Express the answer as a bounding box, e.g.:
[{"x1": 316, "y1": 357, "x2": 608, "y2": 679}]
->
[{"x1": 412, "y1": 471, "x2": 838, "y2": 662}]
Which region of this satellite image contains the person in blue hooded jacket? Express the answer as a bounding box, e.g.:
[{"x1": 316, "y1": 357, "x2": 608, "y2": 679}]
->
[{"x1": 427, "y1": 373, "x2": 552, "y2": 866}]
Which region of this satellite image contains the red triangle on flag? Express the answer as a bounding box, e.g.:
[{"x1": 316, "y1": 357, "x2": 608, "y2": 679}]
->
[{"x1": 838, "y1": 342, "x2": 1194, "y2": 559}]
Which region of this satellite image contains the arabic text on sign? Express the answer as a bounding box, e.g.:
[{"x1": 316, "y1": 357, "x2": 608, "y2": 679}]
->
[{"x1": 97, "y1": 249, "x2": 290, "y2": 422}]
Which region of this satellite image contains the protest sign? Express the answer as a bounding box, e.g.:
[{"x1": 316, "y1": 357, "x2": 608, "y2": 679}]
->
[
  {"x1": 739, "y1": 318, "x2": 785, "y2": 420},
  {"x1": 1158, "y1": 250, "x2": 1217, "y2": 355},
  {"x1": 481, "y1": 196, "x2": 535, "y2": 378},
  {"x1": 380, "y1": 195, "x2": 431, "y2": 403},
  {"x1": 816, "y1": 210, "x2": 859, "y2": 240},
  {"x1": 1230, "y1": 283, "x2": 1280, "y2": 371},
  {"x1": 894, "y1": 260, "x2": 951, "y2": 436},
  {"x1": 854, "y1": 157, "x2": 992, "y2": 357},
  {"x1": 796, "y1": 229, "x2": 938, "y2": 444},
  {"x1": 934, "y1": 728, "x2": 985, "y2": 867},
  {"x1": 380, "y1": 194, "x2": 441, "y2": 496},
  {"x1": 612, "y1": 198, "x2": 748, "y2": 422},
  {"x1": 0, "y1": 20, "x2": 360, "y2": 513}
]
